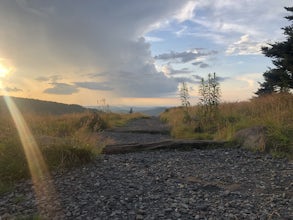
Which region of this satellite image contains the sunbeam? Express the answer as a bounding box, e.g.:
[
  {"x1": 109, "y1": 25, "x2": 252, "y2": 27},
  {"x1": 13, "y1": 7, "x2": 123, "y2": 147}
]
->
[{"x1": 1, "y1": 82, "x2": 63, "y2": 218}]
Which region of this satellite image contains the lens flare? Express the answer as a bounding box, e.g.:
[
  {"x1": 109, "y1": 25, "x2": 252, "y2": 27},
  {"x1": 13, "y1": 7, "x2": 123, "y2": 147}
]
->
[
  {"x1": 1, "y1": 83, "x2": 63, "y2": 217},
  {"x1": 0, "y1": 59, "x2": 13, "y2": 78}
]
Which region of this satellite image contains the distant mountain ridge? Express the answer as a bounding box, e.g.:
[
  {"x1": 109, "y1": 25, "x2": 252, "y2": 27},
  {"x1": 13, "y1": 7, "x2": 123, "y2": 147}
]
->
[
  {"x1": 0, "y1": 96, "x2": 88, "y2": 115},
  {"x1": 87, "y1": 105, "x2": 169, "y2": 116}
]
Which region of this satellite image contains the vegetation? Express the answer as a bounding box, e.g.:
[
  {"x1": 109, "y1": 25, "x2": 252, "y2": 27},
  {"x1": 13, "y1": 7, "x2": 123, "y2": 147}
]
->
[
  {"x1": 198, "y1": 72, "x2": 221, "y2": 120},
  {"x1": 0, "y1": 99, "x2": 146, "y2": 194},
  {"x1": 179, "y1": 82, "x2": 191, "y2": 122},
  {"x1": 256, "y1": 7, "x2": 293, "y2": 95},
  {"x1": 161, "y1": 93, "x2": 293, "y2": 158},
  {"x1": 179, "y1": 82, "x2": 191, "y2": 108}
]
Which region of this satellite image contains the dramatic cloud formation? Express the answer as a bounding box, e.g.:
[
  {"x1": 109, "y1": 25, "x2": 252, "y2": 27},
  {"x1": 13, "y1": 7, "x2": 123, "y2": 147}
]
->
[
  {"x1": 0, "y1": 0, "x2": 190, "y2": 101},
  {"x1": 0, "y1": 0, "x2": 291, "y2": 105}
]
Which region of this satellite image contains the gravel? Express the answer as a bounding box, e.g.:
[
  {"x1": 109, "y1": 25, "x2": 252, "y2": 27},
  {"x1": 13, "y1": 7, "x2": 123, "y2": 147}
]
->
[{"x1": 1, "y1": 148, "x2": 292, "y2": 220}]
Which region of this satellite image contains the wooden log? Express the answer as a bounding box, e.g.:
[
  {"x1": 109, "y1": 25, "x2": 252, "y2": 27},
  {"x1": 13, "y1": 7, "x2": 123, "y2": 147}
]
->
[{"x1": 102, "y1": 139, "x2": 228, "y2": 154}]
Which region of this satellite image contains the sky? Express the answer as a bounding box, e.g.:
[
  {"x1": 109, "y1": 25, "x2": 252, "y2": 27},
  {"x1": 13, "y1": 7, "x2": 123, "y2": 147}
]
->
[{"x1": 0, "y1": 0, "x2": 291, "y2": 107}]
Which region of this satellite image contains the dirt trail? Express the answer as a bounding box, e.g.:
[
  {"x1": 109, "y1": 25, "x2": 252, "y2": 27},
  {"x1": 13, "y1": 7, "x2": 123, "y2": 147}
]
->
[
  {"x1": 101, "y1": 116, "x2": 226, "y2": 154},
  {"x1": 100, "y1": 116, "x2": 171, "y2": 145}
]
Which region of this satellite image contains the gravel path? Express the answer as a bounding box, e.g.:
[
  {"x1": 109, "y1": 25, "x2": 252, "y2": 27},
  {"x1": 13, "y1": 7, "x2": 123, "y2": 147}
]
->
[{"x1": 0, "y1": 118, "x2": 292, "y2": 219}]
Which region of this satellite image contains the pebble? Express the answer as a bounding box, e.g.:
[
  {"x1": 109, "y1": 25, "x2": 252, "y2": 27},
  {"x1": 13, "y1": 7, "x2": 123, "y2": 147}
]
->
[{"x1": 0, "y1": 148, "x2": 292, "y2": 219}]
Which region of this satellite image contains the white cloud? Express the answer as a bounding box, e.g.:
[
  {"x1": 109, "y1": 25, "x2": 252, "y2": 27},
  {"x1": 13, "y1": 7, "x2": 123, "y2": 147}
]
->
[
  {"x1": 174, "y1": 1, "x2": 197, "y2": 22},
  {"x1": 226, "y1": 34, "x2": 265, "y2": 55},
  {"x1": 144, "y1": 36, "x2": 164, "y2": 42},
  {"x1": 177, "y1": 0, "x2": 291, "y2": 46},
  {"x1": 234, "y1": 73, "x2": 263, "y2": 90}
]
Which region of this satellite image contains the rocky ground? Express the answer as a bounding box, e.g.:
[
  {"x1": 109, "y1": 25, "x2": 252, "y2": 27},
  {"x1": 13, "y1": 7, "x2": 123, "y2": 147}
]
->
[{"x1": 0, "y1": 117, "x2": 292, "y2": 220}]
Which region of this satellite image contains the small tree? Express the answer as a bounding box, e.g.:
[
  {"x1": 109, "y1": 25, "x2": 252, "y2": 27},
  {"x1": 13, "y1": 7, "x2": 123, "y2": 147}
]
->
[
  {"x1": 199, "y1": 72, "x2": 221, "y2": 119},
  {"x1": 97, "y1": 98, "x2": 110, "y2": 112},
  {"x1": 180, "y1": 82, "x2": 190, "y2": 108},
  {"x1": 179, "y1": 82, "x2": 191, "y2": 123}
]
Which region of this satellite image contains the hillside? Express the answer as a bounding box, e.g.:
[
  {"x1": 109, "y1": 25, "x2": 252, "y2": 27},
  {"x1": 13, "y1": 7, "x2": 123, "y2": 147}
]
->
[{"x1": 0, "y1": 96, "x2": 88, "y2": 115}]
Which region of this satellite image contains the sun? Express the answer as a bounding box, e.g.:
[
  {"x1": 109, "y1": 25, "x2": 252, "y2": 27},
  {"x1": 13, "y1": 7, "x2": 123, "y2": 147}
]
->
[{"x1": 0, "y1": 63, "x2": 10, "y2": 78}]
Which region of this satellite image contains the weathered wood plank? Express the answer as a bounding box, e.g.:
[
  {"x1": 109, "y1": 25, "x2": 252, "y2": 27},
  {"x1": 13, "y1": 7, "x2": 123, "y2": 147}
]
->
[{"x1": 102, "y1": 139, "x2": 228, "y2": 154}]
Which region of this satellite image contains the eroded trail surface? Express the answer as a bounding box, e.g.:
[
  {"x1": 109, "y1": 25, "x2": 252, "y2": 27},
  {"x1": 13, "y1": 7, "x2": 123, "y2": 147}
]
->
[
  {"x1": 1, "y1": 117, "x2": 292, "y2": 220},
  {"x1": 100, "y1": 116, "x2": 171, "y2": 145}
]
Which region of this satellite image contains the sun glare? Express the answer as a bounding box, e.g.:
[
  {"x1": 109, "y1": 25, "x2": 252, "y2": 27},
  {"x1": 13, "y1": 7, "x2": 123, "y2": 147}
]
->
[
  {"x1": 2, "y1": 92, "x2": 63, "y2": 217},
  {"x1": 0, "y1": 62, "x2": 10, "y2": 78}
]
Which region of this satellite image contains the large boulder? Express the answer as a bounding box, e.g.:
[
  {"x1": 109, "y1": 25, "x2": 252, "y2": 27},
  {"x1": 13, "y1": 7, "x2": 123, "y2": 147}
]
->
[{"x1": 234, "y1": 126, "x2": 268, "y2": 152}]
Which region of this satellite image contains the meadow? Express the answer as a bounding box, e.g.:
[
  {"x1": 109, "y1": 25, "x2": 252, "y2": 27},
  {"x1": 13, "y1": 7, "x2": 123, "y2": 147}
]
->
[
  {"x1": 0, "y1": 107, "x2": 145, "y2": 194},
  {"x1": 160, "y1": 93, "x2": 293, "y2": 159},
  {"x1": 1, "y1": 93, "x2": 292, "y2": 194}
]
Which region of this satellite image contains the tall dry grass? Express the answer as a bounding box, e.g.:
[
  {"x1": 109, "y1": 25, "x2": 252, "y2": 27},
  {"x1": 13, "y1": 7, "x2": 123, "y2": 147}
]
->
[
  {"x1": 160, "y1": 93, "x2": 293, "y2": 158},
  {"x1": 0, "y1": 109, "x2": 146, "y2": 193}
]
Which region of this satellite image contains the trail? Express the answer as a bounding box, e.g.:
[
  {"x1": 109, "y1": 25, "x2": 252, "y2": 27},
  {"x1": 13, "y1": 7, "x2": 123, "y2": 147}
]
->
[{"x1": 1, "y1": 117, "x2": 292, "y2": 219}]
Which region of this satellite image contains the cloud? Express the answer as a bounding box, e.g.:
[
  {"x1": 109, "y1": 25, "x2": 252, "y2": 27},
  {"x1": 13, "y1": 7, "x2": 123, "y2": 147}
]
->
[
  {"x1": 1, "y1": 87, "x2": 23, "y2": 92},
  {"x1": 216, "y1": 76, "x2": 230, "y2": 82},
  {"x1": 160, "y1": 64, "x2": 192, "y2": 76},
  {"x1": 192, "y1": 61, "x2": 210, "y2": 68},
  {"x1": 226, "y1": 35, "x2": 264, "y2": 55},
  {"x1": 192, "y1": 75, "x2": 203, "y2": 80},
  {"x1": 144, "y1": 36, "x2": 164, "y2": 42},
  {"x1": 44, "y1": 83, "x2": 79, "y2": 95},
  {"x1": 35, "y1": 75, "x2": 61, "y2": 82},
  {"x1": 0, "y1": 0, "x2": 191, "y2": 98},
  {"x1": 174, "y1": 0, "x2": 290, "y2": 48},
  {"x1": 174, "y1": 1, "x2": 197, "y2": 22},
  {"x1": 107, "y1": 70, "x2": 178, "y2": 98},
  {"x1": 74, "y1": 82, "x2": 113, "y2": 91},
  {"x1": 154, "y1": 49, "x2": 217, "y2": 63},
  {"x1": 234, "y1": 73, "x2": 262, "y2": 90},
  {"x1": 174, "y1": 76, "x2": 200, "y2": 84}
]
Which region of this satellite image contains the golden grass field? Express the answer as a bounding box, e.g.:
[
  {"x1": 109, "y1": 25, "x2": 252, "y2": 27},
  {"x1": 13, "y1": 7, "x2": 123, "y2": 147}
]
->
[
  {"x1": 0, "y1": 108, "x2": 145, "y2": 193},
  {"x1": 160, "y1": 93, "x2": 293, "y2": 158}
]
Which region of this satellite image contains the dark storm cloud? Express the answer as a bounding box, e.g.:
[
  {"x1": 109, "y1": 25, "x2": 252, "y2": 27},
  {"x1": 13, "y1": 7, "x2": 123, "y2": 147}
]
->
[{"x1": 0, "y1": 0, "x2": 190, "y2": 97}]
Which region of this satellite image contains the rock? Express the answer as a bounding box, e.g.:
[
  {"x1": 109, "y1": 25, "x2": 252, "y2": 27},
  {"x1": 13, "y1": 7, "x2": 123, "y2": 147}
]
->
[
  {"x1": 1, "y1": 148, "x2": 292, "y2": 219},
  {"x1": 234, "y1": 126, "x2": 268, "y2": 152},
  {"x1": 135, "y1": 214, "x2": 144, "y2": 220}
]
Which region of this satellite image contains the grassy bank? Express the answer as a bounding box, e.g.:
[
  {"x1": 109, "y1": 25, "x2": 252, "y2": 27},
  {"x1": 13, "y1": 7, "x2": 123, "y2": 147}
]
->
[
  {"x1": 0, "y1": 108, "x2": 146, "y2": 194},
  {"x1": 160, "y1": 93, "x2": 293, "y2": 158}
]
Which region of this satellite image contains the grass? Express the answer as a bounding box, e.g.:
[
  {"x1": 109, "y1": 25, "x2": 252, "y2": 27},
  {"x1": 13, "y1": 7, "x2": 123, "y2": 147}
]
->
[
  {"x1": 0, "y1": 108, "x2": 146, "y2": 194},
  {"x1": 160, "y1": 93, "x2": 293, "y2": 158}
]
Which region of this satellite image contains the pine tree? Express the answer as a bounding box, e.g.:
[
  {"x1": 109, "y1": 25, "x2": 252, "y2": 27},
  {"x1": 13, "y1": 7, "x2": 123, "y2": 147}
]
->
[{"x1": 256, "y1": 7, "x2": 293, "y2": 95}]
